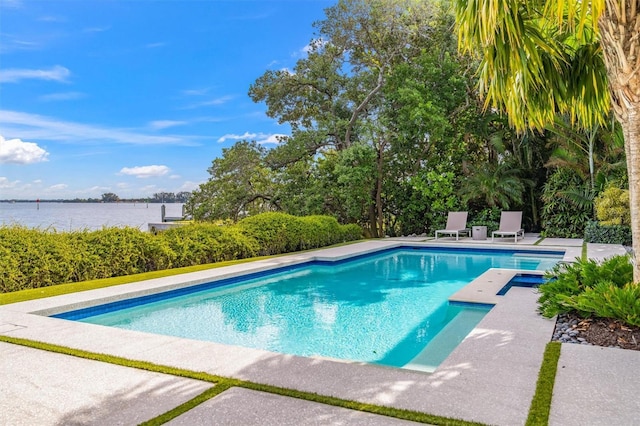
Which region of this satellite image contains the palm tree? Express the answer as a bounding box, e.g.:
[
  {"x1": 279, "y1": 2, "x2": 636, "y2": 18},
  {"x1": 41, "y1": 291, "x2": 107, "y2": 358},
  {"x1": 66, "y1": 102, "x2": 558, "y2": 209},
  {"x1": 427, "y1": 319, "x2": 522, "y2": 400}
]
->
[
  {"x1": 460, "y1": 162, "x2": 529, "y2": 210},
  {"x1": 455, "y1": 0, "x2": 640, "y2": 280}
]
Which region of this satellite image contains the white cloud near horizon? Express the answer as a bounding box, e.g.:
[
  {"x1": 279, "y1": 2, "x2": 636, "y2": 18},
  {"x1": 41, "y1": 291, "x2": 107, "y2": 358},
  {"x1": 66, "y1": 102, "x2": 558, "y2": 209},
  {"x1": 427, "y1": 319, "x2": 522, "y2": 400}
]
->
[
  {"x1": 0, "y1": 110, "x2": 192, "y2": 146},
  {"x1": 120, "y1": 165, "x2": 170, "y2": 178},
  {"x1": 0, "y1": 177, "x2": 21, "y2": 189},
  {"x1": 0, "y1": 65, "x2": 70, "y2": 83},
  {"x1": 49, "y1": 183, "x2": 68, "y2": 191},
  {"x1": 0, "y1": 135, "x2": 49, "y2": 164}
]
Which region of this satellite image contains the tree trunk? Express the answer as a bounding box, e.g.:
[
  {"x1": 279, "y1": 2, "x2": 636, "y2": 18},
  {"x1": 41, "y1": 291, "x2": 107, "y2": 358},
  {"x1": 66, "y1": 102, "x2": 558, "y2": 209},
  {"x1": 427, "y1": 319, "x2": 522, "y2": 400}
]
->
[
  {"x1": 376, "y1": 142, "x2": 385, "y2": 237},
  {"x1": 622, "y1": 107, "x2": 640, "y2": 281},
  {"x1": 598, "y1": 0, "x2": 640, "y2": 281}
]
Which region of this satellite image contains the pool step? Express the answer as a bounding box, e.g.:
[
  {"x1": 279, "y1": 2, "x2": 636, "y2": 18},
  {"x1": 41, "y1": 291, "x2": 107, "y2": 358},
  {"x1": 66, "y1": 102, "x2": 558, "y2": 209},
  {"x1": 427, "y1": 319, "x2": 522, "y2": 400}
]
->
[{"x1": 403, "y1": 308, "x2": 488, "y2": 373}]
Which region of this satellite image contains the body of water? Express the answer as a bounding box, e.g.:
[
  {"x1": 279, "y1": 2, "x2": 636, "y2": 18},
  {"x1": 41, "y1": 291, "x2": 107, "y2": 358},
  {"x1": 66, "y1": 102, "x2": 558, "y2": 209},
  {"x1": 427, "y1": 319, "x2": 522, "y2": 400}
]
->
[{"x1": 0, "y1": 202, "x2": 185, "y2": 231}]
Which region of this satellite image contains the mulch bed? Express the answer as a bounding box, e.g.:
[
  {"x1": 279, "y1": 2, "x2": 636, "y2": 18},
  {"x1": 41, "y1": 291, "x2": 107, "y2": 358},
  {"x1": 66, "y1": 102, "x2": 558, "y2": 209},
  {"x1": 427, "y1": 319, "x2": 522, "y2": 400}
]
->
[{"x1": 563, "y1": 312, "x2": 640, "y2": 351}]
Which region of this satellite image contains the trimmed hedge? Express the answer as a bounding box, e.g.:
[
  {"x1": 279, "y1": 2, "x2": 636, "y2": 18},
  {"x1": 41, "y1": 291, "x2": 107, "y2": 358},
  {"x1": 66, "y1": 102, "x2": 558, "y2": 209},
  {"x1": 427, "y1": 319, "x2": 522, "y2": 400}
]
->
[
  {"x1": 583, "y1": 220, "x2": 632, "y2": 246},
  {"x1": 0, "y1": 214, "x2": 363, "y2": 293},
  {"x1": 237, "y1": 212, "x2": 362, "y2": 255}
]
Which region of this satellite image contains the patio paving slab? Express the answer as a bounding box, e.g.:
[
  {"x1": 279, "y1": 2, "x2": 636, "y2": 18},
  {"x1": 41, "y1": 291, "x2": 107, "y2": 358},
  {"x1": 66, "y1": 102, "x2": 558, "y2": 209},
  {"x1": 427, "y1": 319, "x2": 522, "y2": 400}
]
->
[
  {"x1": 550, "y1": 343, "x2": 640, "y2": 426},
  {"x1": 168, "y1": 387, "x2": 423, "y2": 426},
  {"x1": 0, "y1": 341, "x2": 213, "y2": 426}
]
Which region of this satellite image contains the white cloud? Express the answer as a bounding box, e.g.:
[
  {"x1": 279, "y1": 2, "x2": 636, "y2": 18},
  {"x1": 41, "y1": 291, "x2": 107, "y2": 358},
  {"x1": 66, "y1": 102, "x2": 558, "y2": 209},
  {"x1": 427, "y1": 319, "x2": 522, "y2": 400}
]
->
[
  {"x1": 217, "y1": 132, "x2": 287, "y2": 145},
  {"x1": 120, "y1": 165, "x2": 170, "y2": 178},
  {"x1": 49, "y1": 184, "x2": 68, "y2": 191},
  {"x1": 0, "y1": 135, "x2": 49, "y2": 164},
  {"x1": 169, "y1": 174, "x2": 181, "y2": 179},
  {"x1": 149, "y1": 120, "x2": 187, "y2": 130},
  {"x1": 39, "y1": 92, "x2": 85, "y2": 102},
  {"x1": 182, "y1": 96, "x2": 233, "y2": 110},
  {"x1": 176, "y1": 180, "x2": 201, "y2": 192},
  {"x1": 0, "y1": 177, "x2": 21, "y2": 189},
  {"x1": 145, "y1": 42, "x2": 165, "y2": 48},
  {"x1": 257, "y1": 133, "x2": 287, "y2": 145},
  {"x1": 182, "y1": 88, "x2": 210, "y2": 96},
  {"x1": 1, "y1": 0, "x2": 23, "y2": 8},
  {"x1": 0, "y1": 65, "x2": 70, "y2": 83},
  {"x1": 83, "y1": 26, "x2": 110, "y2": 33},
  {"x1": 0, "y1": 110, "x2": 192, "y2": 145},
  {"x1": 302, "y1": 38, "x2": 327, "y2": 54},
  {"x1": 217, "y1": 131, "x2": 257, "y2": 143}
]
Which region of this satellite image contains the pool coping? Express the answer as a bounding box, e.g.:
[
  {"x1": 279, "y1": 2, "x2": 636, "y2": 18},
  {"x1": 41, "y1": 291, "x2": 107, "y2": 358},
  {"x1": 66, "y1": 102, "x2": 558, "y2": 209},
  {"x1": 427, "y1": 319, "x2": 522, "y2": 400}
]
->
[{"x1": 0, "y1": 239, "x2": 584, "y2": 425}]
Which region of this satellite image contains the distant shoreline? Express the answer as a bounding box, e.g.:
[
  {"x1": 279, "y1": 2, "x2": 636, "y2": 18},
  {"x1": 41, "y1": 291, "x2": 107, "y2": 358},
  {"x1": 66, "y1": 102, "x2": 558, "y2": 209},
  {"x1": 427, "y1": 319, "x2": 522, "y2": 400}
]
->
[{"x1": 0, "y1": 200, "x2": 183, "y2": 204}]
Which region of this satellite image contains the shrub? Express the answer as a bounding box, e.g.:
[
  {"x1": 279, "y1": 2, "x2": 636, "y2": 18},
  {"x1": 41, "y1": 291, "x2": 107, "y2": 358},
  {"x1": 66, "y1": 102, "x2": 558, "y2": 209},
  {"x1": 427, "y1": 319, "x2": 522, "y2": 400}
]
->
[
  {"x1": 469, "y1": 207, "x2": 501, "y2": 234},
  {"x1": 0, "y1": 213, "x2": 362, "y2": 292},
  {"x1": 595, "y1": 186, "x2": 630, "y2": 225},
  {"x1": 583, "y1": 220, "x2": 632, "y2": 246},
  {"x1": 538, "y1": 255, "x2": 636, "y2": 325},
  {"x1": 237, "y1": 212, "x2": 363, "y2": 255},
  {"x1": 162, "y1": 223, "x2": 258, "y2": 266},
  {"x1": 564, "y1": 282, "x2": 640, "y2": 327},
  {"x1": 540, "y1": 168, "x2": 592, "y2": 238}
]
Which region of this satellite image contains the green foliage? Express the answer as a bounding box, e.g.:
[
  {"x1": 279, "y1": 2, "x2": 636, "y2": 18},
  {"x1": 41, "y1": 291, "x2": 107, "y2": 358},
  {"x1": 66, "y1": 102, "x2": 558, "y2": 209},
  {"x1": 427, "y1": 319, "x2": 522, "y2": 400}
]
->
[
  {"x1": 161, "y1": 224, "x2": 258, "y2": 267},
  {"x1": 468, "y1": 207, "x2": 501, "y2": 233},
  {"x1": 564, "y1": 282, "x2": 640, "y2": 327},
  {"x1": 594, "y1": 186, "x2": 630, "y2": 225},
  {"x1": 188, "y1": 141, "x2": 277, "y2": 222},
  {"x1": 408, "y1": 169, "x2": 461, "y2": 234},
  {"x1": 237, "y1": 212, "x2": 362, "y2": 256},
  {"x1": 459, "y1": 162, "x2": 529, "y2": 210},
  {"x1": 538, "y1": 255, "x2": 636, "y2": 326},
  {"x1": 583, "y1": 220, "x2": 632, "y2": 246},
  {"x1": 0, "y1": 215, "x2": 362, "y2": 293},
  {"x1": 540, "y1": 168, "x2": 593, "y2": 238}
]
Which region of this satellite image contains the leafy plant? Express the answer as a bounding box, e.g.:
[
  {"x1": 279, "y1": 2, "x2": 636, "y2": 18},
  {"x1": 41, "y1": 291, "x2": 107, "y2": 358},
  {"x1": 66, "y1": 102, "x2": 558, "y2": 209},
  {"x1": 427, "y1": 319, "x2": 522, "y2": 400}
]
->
[
  {"x1": 583, "y1": 220, "x2": 632, "y2": 246},
  {"x1": 538, "y1": 255, "x2": 634, "y2": 323},
  {"x1": 594, "y1": 186, "x2": 630, "y2": 225},
  {"x1": 540, "y1": 168, "x2": 593, "y2": 238}
]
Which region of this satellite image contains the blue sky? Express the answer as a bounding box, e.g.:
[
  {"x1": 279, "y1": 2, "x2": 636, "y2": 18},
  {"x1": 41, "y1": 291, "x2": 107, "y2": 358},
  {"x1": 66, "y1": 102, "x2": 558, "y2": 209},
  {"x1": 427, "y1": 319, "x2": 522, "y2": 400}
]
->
[{"x1": 0, "y1": 0, "x2": 332, "y2": 200}]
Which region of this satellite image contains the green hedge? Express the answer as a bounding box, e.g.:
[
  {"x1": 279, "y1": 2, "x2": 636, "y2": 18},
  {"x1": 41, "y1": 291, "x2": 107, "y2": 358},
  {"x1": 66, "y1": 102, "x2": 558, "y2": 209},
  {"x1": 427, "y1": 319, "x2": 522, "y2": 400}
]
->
[
  {"x1": 583, "y1": 220, "x2": 632, "y2": 246},
  {"x1": 0, "y1": 214, "x2": 363, "y2": 293},
  {"x1": 237, "y1": 212, "x2": 362, "y2": 256}
]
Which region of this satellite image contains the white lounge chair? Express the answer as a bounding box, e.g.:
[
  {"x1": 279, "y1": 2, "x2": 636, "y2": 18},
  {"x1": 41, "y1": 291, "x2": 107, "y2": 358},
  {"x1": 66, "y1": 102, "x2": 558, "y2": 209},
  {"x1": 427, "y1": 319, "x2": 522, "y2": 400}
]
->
[
  {"x1": 492, "y1": 211, "x2": 525, "y2": 243},
  {"x1": 435, "y1": 211, "x2": 470, "y2": 241}
]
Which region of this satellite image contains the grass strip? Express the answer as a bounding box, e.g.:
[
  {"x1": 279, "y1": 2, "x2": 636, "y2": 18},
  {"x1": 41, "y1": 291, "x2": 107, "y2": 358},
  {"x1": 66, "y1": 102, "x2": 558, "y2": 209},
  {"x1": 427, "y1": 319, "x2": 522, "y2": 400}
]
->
[
  {"x1": 582, "y1": 241, "x2": 588, "y2": 261},
  {"x1": 0, "y1": 335, "x2": 485, "y2": 426},
  {"x1": 139, "y1": 384, "x2": 233, "y2": 426},
  {"x1": 525, "y1": 342, "x2": 561, "y2": 426},
  {"x1": 533, "y1": 237, "x2": 545, "y2": 245}
]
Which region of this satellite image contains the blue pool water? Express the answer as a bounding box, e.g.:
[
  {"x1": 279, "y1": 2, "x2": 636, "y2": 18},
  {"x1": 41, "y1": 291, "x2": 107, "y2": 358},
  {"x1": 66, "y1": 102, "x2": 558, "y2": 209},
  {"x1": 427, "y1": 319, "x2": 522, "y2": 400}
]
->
[{"x1": 58, "y1": 247, "x2": 561, "y2": 370}]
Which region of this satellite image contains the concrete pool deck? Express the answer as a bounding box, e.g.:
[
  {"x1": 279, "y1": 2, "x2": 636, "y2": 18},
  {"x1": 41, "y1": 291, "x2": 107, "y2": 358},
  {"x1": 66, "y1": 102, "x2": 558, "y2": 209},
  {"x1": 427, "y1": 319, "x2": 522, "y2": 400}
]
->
[{"x1": 1, "y1": 237, "x2": 637, "y2": 425}]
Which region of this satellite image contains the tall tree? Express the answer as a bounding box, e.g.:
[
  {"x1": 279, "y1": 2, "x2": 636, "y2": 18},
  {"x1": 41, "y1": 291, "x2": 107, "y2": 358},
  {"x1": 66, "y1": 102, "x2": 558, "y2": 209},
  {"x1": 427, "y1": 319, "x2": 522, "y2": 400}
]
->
[
  {"x1": 188, "y1": 141, "x2": 277, "y2": 221},
  {"x1": 456, "y1": 0, "x2": 640, "y2": 279}
]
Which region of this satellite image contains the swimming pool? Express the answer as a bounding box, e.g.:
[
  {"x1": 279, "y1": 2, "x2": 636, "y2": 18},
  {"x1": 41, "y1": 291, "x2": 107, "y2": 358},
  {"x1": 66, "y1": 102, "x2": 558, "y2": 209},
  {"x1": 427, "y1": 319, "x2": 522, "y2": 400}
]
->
[{"x1": 54, "y1": 247, "x2": 562, "y2": 371}]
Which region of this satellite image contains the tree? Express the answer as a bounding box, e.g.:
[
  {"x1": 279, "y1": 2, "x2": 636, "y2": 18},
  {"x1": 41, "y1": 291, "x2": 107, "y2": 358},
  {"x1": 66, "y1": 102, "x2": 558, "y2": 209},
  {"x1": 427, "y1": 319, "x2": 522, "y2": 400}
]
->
[
  {"x1": 188, "y1": 141, "x2": 278, "y2": 221},
  {"x1": 101, "y1": 192, "x2": 119, "y2": 203},
  {"x1": 455, "y1": 0, "x2": 640, "y2": 280}
]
